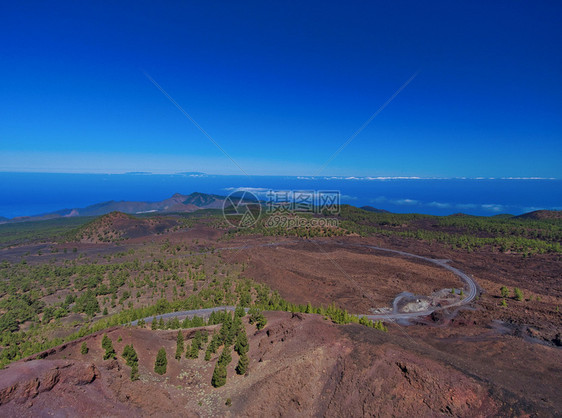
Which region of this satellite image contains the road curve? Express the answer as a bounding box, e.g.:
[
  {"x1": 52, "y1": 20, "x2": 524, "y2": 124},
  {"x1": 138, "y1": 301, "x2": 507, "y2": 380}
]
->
[
  {"x1": 356, "y1": 244, "x2": 478, "y2": 321},
  {"x1": 130, "y1": 240, "x2": 479, "y2": 324}
]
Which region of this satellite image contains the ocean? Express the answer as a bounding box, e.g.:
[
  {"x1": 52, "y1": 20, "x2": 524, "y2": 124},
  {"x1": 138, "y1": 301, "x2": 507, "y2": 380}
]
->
[{"x1": 0, "y1": 172, "x2": 561, "y2": 219}]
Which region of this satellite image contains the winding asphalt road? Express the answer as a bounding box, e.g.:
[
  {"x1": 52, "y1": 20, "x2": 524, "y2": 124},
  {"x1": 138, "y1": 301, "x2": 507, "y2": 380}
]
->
[{"x1": 130, "y1": 240, "x2": 479, "y2": 324}]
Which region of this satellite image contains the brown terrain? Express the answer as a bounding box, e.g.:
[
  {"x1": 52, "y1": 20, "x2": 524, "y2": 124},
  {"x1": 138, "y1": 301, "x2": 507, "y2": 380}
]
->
[
  {"x1": 229, "y1": 240, "x2": 460, "y2": 310},
  {"x1": 0, "y1": 213, "x2": 560, "y2": 416},
  {"x1": 2, "y1": 311, "x2": 560, "y2": 417},
  {"x1": 70, "y1": 212, "x2": 181, "y2": 243}
]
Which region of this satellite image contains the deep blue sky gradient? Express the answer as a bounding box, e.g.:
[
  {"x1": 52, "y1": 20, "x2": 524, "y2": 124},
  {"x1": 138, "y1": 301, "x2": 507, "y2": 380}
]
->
[{"x1": 1, "y1": 1, "x2": 561, "y2": 177}]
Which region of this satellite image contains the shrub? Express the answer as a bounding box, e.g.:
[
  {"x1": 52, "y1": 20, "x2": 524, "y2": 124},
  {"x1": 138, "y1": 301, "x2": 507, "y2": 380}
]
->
[
  {"x1": 0, "y1": 312, "x2": 18, "y2": 334},
  {"x1": 514, "y1": 287, "x2": 524, "y2": 301},
  {"x1": 500, "y1": 286, "x2": 509, "y2": 298},
  {"x1": 80, "y1": 342, "x2": 89, "y2": 355}
]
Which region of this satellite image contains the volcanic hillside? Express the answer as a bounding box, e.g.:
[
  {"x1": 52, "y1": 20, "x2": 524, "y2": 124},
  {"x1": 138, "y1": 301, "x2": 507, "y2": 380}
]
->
[
  {"x1": 2, "y1": 311, "x2": 558, "y2": 417},
  {"x1": 67, "y1": 212, "x2": 179, "y2": 243},
  {"x1": 516, "y1": 210, "x2": 562, "y2": 220},
  {"x1": 3, "y1": 192, "x2": 230, "y2": 223}
]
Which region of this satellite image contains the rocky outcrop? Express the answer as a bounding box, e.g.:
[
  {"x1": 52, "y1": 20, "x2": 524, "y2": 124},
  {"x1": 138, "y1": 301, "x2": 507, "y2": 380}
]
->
[
  {"x1": 0, "y1": 360, "x2": 97, "y2": 406},
  {"x1": 0, "y1": 359, "x2": 136, "y2": 417}
]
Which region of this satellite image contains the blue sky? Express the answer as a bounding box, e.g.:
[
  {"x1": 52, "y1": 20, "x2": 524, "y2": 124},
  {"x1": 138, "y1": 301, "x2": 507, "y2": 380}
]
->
[{"x1": 1, "y1": 1, "x2": 561, "y2": 177}]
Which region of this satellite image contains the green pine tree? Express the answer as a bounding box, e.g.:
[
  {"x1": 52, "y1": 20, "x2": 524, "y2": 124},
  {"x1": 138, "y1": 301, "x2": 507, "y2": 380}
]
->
[
  {"x1": 101, "y1": 334, "x2": 116, "y2": 360},
  {"x1": 189, "y1": 343, "x2": 198, "y2": 359},
  {"x1": 130, "y1": 362, "x2": 139, "y2": 381},
  {"x1": 234, "y1": 329, "x2": 249, "y2": 355},
  {"x1": 181, "y1": 317, "x2": 192, "y2": 328},
  {"x1": 185, "y1": 331, "x2": 202, "y2": 359},
  {"x1": 234, "y1": 306, "x2": 245, "y2": 318},
  {"x1": 236, "y1": 352, "x2": 249, "y2": 375},
  {"x1": 175, "y1": 331, "x2": 184, "y2": 360},
  {"x1": 192, "y1": 316, "x2": 205, "y2": 327},
  {"x1": 230, "y1": 316, "x2": 242, "y2": 341},
  {"x1": 218, "y1": 346, "x2": 232, "y2": 367},
  {"x1": 154, "y1": 347, "x2": 167, "y2": 375},
  {"x1": 211, "y1": 363, "x2": 227, "y2": 387},
  {"x1": 248, "y1": 307, "x2": 267, "y2": 330},
  {"x1": 220, "y1": 313, "x2": 233, "y2": 345},
  {"x1": 122, "y1": 344, "x2": 138, "y2": 367}
]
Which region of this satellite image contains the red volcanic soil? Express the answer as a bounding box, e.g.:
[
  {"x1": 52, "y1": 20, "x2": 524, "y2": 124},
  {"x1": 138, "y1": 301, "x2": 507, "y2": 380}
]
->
[
  {"x1": 71, "y1": 212, "x2": 180, "y2": 243},
  {"x1": 220, "y1": 233, "x2": 561, "y2": 346},
  {"x1": 1, "y1": 312, "x2": 560, "y2": 416},
  {"x1": 0, "y1": 359, "x2": 135, "y2": 416},
  {"x1": 227, "y1": 240, "x2": 459, "y2": 312},
  {"x1": 1, "y1": 221, "x2": 560, "y2": 416}
]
